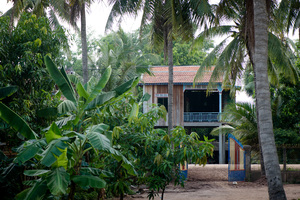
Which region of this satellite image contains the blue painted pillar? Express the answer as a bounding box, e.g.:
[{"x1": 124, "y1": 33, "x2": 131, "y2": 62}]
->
[{"x1": 217, "y1": 85, "x2": 225, "y2": 164}]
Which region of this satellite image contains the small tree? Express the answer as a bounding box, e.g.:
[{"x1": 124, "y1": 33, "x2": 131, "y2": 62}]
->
[{"x1": 97, "y1": 95, "x2": 214, "y2": 200}]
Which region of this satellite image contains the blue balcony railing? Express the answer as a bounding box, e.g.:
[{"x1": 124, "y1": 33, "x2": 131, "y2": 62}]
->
[{"x1": 184, "y1": 112, "x2": 219, "y2": 122}]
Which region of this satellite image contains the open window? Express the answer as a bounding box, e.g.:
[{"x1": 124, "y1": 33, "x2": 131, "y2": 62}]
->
[
  {"x1": 184, "y1": 90, "x2": 219, "y2": 112},
  {"x1": 157, "y1": 97, "x2": 168, "y2": 112}
]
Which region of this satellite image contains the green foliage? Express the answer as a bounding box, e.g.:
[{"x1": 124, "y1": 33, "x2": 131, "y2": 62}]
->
[
  {"x1": 93, "y1": 29, "x2": 154, "y2": 91},
  {"x1": 0, "y1": 91, "x2": 37, "y2": 140},
  {"x1": 0, "y1": 13, "x2": 67, "y2": 146},
  {"x1": 46, "y1": 167, "x2": 70, "y2": 195},
  {"x1": 2, "y1": 56, "x2": 139, "y2": 200},
  {"x1": 94, "y1": 95, "x2": 214, "y2": 199},
  {"x1": 0, "y1": 152, "x2": 24, "y2": 200},
  {"x1": 0, "y1": 86, "x2": 18, "y2": 100},
  {"x1": 211, "y1": 103, "x2": 259, "y2": 151},
  {"x1": 272, "y1": 76, "x2": 300, "y2": 130},
  {"x1": 274, "y1": 129, "x2": 300, "y2": 146},
  {"x1": 153, "y1": 39, "x2": 213, "y2": 66},
  {"x1": 194, "y1": 1, "x2": 298, "y2": 94}
]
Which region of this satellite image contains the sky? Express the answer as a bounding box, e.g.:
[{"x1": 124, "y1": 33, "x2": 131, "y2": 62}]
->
[{"x1": 0, "y1": 0, "x2": 141, "y2": 37}]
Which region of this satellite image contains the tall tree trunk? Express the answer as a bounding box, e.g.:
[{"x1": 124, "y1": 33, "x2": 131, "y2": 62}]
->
[
  {"x1": 81, "y1": 2, "x2": 88, "y2": 84},
  {"x1": 167, "y1": 28, "x2": 173, "y2": 134},
  {"x1": 245, "y1": 0, "x2": 265, "y2": 176},
  {"x1": 253, "y1": 1, "x2": 286, "y2": 199}
]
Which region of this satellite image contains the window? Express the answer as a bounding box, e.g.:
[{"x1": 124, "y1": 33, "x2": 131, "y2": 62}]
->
[{"x1": 157, "y1": 97, "x2": 168, "y2": 112}]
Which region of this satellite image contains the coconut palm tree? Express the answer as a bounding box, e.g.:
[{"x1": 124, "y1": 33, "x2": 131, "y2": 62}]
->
[
  {"x1": 68, "y1": 0, "x2": 92, "y2": 84},
  {"x1": 194, "y1": 0, "x2": 288, "y2": 198},
  {"x1": 211, "y1": 103, "x2": 259, "y2": 151},
  {"x1": 2, "y1": 0, "x2": 70, "y2": 31},
  {"x1": 95, "y1": 29, "x2": 155, "y2": 91},
  {"x1": 194, "y1": 0, "x2": 299, "y2": 177},
  {"x1": 253, "y1": 0, "x2": 286, "y2": 199},
  {"x1": 194, "y1": 0, "x2": 298, "y2": 93},
  {"x1": 275, "y1": 0, "x2": 300, "y2": 40},
  {"x1": 106, "y1": 0, "x2": 214, "y2": 133},
  {"x1": 2, "y1": 0, "x2": 70, "y2": 51}
]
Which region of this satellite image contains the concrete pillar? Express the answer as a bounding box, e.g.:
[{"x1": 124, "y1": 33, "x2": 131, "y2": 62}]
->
[
  {"x1": 217, "y1": 86, "x2": 225, "y2": 164},
  {"x1": 219, "y1": 132, "x2": 224, "y2": 164},
  {"x1": 244, "y1": 145, "x2": 251, "y2": 181}
]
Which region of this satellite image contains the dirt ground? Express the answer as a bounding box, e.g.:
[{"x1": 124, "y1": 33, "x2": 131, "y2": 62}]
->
[{"x1": 120, "y1": 164, "x2": 300, "y2": 200}]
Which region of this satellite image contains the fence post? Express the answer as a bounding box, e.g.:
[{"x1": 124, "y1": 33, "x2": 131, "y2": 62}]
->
[
  {"x1": 283, "y1": 147, "x2": 287, "y2": 183},
  {"x1": 244, "y1": 145, "x2": 251, "y2": 181}
]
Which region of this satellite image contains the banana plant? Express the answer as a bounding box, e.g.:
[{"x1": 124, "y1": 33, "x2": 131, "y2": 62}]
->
[
  {"x1": 8, "y1": 55, "x2": 139, "y2": 200},
  {"x1": 0, "y1": 86, "x2": 37, "y2": 140}
]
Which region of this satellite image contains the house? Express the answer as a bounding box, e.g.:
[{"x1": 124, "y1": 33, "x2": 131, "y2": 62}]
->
[{"x1": 140, "y1": 66, "x2": 234, "y2": 163}]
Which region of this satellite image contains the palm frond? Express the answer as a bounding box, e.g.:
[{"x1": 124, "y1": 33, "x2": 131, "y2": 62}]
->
[{"x1": 268, "y1": 32, "x2": 298, "y2": 84}]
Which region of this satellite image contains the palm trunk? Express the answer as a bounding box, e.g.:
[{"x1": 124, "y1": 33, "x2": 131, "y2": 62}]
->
[
  {"x1": 167, "y1": 28, "x2": 173, "y2": 134},
  {"x1": 245, "y1": 0, "x2": 265, "y2": 176},
  {"x1": 253, "y1": 1, "x2": 286, "y2": 199},
  {"x1": 81, "y1": 3, "x2": 88, "y2": 84}
]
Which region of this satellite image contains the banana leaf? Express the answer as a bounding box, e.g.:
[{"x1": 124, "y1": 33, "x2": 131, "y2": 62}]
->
[
  {"x1": 40, "y1": 137, "x2": 69, "y2": 167},
  {"x1": 71, "y1": 175, "x2": 106, "y2": 189},
  {"x1": 46, "y1": 167, "x2": 70, "y2": 196},
  {"x1": 60, "y1": 67, "x2": 73, "y2": 92},
  {"x1": 128, "y1": 103, "x2": 139, "y2": 124},
  {"x1": 14, "y1": 140, "x2": 41, "y2": 164},
  {"x1": 0, "y1": 102, "x2": 37, "y2": 139},
  {"x1": 85, "y1": 77, "x2": 139, "y2": 111},
  {"x1": 113, "y1": 77, "x2": 139, "y2": 95},
  {"x1": 44, "y1": 55, "x2": 76, "y2": 104},
  {"x1": 86, "y1": 124, "x2": 111, "y2": 151},
  {"x1": 80, "y1": 167, "x2": 114, "y2": 177},
  {"x1": 15, "y1": 179, "x2": 48, "y2": 200},
  {"x1": 0, "y1": 86, "x2": 18, "y2": 100},
  {"x1": 76, "y1": 82, "x2": 89, "y2": 100},
  {"x1": 85, "y1": 91, "x2": 116, "y2": 111},
  {"x1": 85, "y1": 66, "x2": 112, "y2": 105},
  {"x1": 24, "y1": 170, "x2": 50, "y2": 177},
  {"x1": 44, "y1": 123, "x2": 68, "y2": 169},
  {"x1": 58, "y1": 100, "x2": 76, "y2": 114},
  {"x1": 55, "y1": 115, "x2": 75, "y2": 128}
]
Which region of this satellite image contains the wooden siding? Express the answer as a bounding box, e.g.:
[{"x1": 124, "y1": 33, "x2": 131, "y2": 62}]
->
[
  {"x1": 144, "y1": 85, "x2": 184, "y2": 127},
  {"x1": 156, "y1": 85, "x2": 168, "y2": 94},
  {"x1": 173, "y1": 85, "x2": 184, "y2": 126}
]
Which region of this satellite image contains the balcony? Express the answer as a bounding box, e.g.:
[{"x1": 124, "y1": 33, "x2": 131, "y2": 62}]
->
[{"x1": 184, "y1": 112, "x2": 219, "y2": 122}]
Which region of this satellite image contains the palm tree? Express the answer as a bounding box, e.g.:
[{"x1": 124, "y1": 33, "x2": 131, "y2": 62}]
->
[
  {"x1": 253, "y1": 0, "x2": 286, "y2": 199},
  {"x1": 68, "y1": 0, "x2": 91, "y2": 84},
  {"x1": 95, "y1": 29, "x2": 155, "y2": 91},
  {"x1": 211, "y1": 103, "x2": 259, "y2": 150},
  {"x1": 194, "y1": 0, "x2": 298, "y2": 93},
  {"x1": 106, "y1": 0, "x2": 214, "y2": 133},
  {"x1": 2, "y1": 0, "x2": 70, "y2": 50},
  {"x1": 276, "y1": 0, "x2": 300, "y2": 40},
  {"x1": 194, "y1": 0, "x2": 298, "y2": 176},
  {"x1": 2, "y1": 0, "x2": 70, "y2": 30},
  {"x1": 194, "y1": 0, "x2": 289, "y2": 198}
]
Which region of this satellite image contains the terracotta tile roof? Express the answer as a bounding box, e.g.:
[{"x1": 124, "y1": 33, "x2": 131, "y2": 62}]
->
[{"x1": 141, "y1": 66, "x2": 221, "y2": 85}]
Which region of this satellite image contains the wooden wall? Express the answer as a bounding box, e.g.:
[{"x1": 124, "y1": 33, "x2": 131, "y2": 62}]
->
[{"x1": 143, "y1": 85, "x2": 184, "y2": 127}]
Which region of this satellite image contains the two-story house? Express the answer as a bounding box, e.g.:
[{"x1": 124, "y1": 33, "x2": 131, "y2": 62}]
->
[{"x1": 140, "y1": 66, "x2": 233, "y2": 163}]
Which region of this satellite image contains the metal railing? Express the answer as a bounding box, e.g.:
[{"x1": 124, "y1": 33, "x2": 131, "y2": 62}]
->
[{"x1": 184, "y1": 112, "x2": 219, "y2": 122}]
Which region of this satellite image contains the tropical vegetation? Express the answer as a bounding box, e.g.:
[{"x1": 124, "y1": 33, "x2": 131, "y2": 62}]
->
[{"x1": 1, "y1": 0, "x2": 299, "y2": 200}]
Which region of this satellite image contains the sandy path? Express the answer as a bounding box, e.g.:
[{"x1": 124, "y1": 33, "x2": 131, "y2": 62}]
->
[{"x1": 119, "y1": 164, "x2": 300, "y2": 200}]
